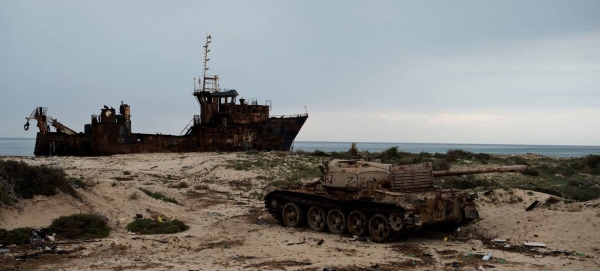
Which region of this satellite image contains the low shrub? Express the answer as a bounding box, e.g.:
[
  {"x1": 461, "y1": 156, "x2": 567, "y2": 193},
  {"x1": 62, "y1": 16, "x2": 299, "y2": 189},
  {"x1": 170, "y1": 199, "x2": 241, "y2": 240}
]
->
[
  {"x1": 47, "y1": 214, "x2": 110, "y2": 239},
  {"x1": 558, "y1": 166, "x2": 577, "y2": 177},
  {"x1": 126, "y1": 219, "x2": 189, "y2": 235},
  {"x1": 0, "y1": 160, "x2": 78, "y2": 199},
  {"x1": 509, "y1": 157, "x2": 529, "y2": 166},
  {"x1": 445, "y1": 149, "x2": 475, "y2": 162},
  {"x1": 0, "y1": 191, "x2": 16, "y2": 205},
  {"x1": 563, "y1": 186, "x2": 600, "y2": 201},
  {"x1": 522, "y1": 168, "x2": 540, "y2": 176},
  {"x1": 312, "y1": 149, "x2": 328, "y2": 157},
  {"x1": 0, "y1": 227, "x2": 33, "y2": 245},
  {"x1": 474, "y1": 153, "x2": 491, "y2": 160},
  {"x1": 129, "y1": 192, "x2": 139, "y2": 200},
  {"x1": 67, "y1": 176, "x2": 87, "y2": 189},
  {"x1": 329, "y1": 151, "x2": 352, "y2": 160},
  {"x1": 531, "y1": 186, "x2": 562, "y2": 197},
  {"x1": 559, "y1": 178, "x2": 600, "y2": 201},
  {"x1": 432, "y1": 159, "x2": 450, "y2": 171},
  {"x1": 139, "y1": 188, "x2": 180, "y2": 205}
]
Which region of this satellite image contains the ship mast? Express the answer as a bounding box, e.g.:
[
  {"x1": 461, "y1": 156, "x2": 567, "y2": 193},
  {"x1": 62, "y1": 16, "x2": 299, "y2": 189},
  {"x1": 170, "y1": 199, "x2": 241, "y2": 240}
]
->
[{"x1": 202, "y1": 35, "x2": 212, "y2": 92}]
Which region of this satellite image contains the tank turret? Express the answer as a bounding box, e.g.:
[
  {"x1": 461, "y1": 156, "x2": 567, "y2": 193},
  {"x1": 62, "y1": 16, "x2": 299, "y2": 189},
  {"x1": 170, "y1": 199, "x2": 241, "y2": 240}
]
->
[{"x1": 264, "y1": 158, "x2": 527, "y2": 242}]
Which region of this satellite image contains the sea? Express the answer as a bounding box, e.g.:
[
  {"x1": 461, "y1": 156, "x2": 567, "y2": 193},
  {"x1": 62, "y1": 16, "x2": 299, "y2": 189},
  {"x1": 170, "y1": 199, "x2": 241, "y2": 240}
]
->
[{"x1": 1, "y1": 138, "x2": 600, "y2": 158}]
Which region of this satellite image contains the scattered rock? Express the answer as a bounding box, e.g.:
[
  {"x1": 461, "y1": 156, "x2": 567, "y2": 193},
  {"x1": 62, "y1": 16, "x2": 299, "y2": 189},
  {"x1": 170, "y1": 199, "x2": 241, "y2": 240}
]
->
[{"x1": 569, "y1": 203, "x2": 583, "y2": 212}]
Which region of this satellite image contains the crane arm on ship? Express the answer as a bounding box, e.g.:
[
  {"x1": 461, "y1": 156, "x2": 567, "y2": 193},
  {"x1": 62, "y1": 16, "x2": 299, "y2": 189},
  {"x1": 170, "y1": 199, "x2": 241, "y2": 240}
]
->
[{"x1": 24, "y1": 107, "x2": 76, "y2": 135}]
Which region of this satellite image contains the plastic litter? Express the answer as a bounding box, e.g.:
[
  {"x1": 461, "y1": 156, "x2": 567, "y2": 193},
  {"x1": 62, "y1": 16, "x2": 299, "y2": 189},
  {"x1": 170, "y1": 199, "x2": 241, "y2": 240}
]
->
[
  {"x1": 350, "y1": 236, "x2": 369, "y2": 242},
  {"x1": 0, "y1": 249, "x2": 9, "y2": 254},
  {"x1": 523, "y1": 242, "x2": 546, "y2": 247},
  {"x1": 552, "y1": 249, "x2": 572, "y2": 255},
  {"x1": 287, "y1": 237, "x2": 305, "y2": 246},
  {"x1": 482, "y1": 252, "x2": 493, "y2": 261}
]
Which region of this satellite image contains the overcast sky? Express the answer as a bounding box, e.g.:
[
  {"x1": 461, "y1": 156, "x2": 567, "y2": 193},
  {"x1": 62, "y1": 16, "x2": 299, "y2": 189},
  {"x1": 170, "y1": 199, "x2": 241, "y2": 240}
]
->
[{"x1": 1, "y1": 1, "x2": 599, "y2": 145}]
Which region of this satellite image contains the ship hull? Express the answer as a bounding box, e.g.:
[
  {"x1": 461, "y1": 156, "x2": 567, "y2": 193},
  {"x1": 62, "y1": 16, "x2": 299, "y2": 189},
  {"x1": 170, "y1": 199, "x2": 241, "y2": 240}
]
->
[{"x1": 34, "y1": 115, "x2": 307, "y2": 156}]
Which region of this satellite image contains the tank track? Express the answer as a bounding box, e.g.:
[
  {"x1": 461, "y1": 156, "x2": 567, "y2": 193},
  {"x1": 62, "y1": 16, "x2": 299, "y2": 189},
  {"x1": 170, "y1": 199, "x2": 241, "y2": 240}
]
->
[
  {"x1": 264, "y1": 189, "x2": 401, "y2": 240},
  {"x1": 264, "y1": 189, "x2": 476, "y2": 242}
]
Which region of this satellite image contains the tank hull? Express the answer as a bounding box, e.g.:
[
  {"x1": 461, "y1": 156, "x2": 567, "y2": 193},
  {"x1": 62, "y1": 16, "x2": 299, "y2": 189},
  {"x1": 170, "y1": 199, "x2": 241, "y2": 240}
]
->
[{"x1": 264, "y1": 187, "x2": 478, "y2": 242}]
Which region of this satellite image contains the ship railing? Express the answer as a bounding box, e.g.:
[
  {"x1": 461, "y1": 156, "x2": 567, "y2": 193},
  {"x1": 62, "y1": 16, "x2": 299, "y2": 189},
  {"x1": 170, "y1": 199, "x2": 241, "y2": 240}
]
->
[
  {"x1": 193, "y1": 87, "x2": 236, "y2": 94},
  {"x1": 270, "y1": 113, "x2": 308, "y2": 118},
  {"x1": 180, "y1": 115, "x2": 200, "y2": 135},
  {"x1": 180, "y1": 119, "x2": 194, "y2": 136}
]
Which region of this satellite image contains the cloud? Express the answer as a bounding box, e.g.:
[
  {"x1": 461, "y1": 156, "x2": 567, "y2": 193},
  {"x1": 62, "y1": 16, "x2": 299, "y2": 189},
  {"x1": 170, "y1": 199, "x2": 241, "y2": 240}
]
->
[{"x1": 367, "y1": 32, "x2": 600, "y2": 111}]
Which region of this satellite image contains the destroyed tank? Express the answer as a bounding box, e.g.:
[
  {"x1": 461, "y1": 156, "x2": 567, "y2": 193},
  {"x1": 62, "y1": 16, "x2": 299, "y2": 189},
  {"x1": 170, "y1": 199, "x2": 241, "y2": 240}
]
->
[{"x1": 264, "y1": 159, "x2": 526, "y2": 242}]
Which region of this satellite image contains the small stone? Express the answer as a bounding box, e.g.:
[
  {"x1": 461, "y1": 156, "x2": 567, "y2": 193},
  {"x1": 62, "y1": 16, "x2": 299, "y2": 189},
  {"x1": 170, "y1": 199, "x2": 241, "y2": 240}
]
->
[{"x1": 568, "y1": 203, "x2": 582, "y2": 212}]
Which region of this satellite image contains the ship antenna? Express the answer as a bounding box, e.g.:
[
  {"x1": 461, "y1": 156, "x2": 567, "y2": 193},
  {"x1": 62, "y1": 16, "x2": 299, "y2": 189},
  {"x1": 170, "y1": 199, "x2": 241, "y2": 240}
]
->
[{"x1": 202, "y1": 34, "x2": 212, "y2": 91}]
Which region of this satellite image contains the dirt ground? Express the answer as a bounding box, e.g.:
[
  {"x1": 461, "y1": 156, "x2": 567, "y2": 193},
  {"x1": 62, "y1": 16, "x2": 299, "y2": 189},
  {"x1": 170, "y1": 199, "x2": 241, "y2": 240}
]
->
[{"x1": 1, "y1": 152, "x2": 599, "y2": 271}]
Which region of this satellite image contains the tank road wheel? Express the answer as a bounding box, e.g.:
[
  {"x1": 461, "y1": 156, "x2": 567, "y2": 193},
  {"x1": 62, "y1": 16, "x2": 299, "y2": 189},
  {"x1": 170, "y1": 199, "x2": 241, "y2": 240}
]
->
[
  {"x1": 267, "y1": 198, "x2": 279, "y2": 212},
  {"x1": 326, "y1": 209, "x2": 346, "y2": 234},
  {"x1": 306, "y1": 206, "x2": 327, "y2": 232},
  {"x1": 389, "y1": 213, "x2": 404, "y2": 232},
  {"x1": 347, "y1": 211, "x2": 368, "y2": 236},
  {"x1": 282, "y1": 202, "x2": 303, "y2": 227},
  {"x1": 369, "y1": 214, "x2": 391, "y2": 242}
]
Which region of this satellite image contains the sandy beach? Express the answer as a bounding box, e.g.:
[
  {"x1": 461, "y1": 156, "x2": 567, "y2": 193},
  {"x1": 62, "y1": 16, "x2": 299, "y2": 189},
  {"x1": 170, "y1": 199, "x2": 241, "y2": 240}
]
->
[{"x1": 1, "y1": 152, "x2": 599, "y2": 271}]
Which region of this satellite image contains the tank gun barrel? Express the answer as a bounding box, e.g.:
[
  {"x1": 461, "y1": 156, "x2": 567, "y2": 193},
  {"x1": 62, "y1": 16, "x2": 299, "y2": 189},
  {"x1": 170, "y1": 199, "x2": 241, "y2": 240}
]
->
[{"x1": 432, "y1": 165, "x2": 527, "y2": 177}]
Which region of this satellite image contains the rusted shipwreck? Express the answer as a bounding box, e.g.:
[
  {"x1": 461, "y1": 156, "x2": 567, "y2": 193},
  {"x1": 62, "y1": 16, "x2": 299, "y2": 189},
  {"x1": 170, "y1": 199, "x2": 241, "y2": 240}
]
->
[{"x1": 24, "y1": 36, "x2": 308, "y2": 156}]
